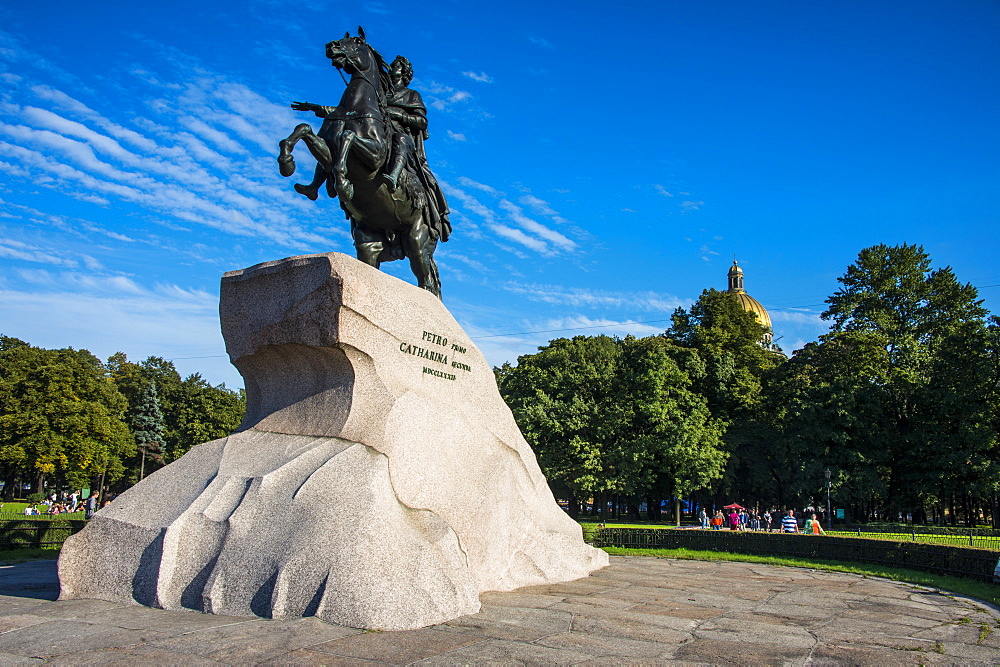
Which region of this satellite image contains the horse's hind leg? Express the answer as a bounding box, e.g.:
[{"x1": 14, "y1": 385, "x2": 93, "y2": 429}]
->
[
  {"x1": 294, "y1": 164, "x2": 325, "y2": 201},
  {"x1": 352, "y1": 224, "x2": 383, "y2": 268},
  {"x1": 332, "y1": 129, "x2": 356, "y2": 201},
  {"x1": 294, "y1": 132, "x2": 335, "y2": 200},
  {"x1": 403, "y1": 221, "x2": 441, "y2": 299}
]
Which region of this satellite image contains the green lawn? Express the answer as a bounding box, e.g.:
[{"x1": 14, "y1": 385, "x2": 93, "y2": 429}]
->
[
  {"x1": 603, "y1": 546, "x2": 1000, "y2": 608},
  {"x1": 0, "y1": 502, "x2": 85, "y2": 519}
]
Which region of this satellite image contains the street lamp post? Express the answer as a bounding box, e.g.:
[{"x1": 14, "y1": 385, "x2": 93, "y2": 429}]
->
[{"x1": 824, "y1": 468, "x2": 832, "y2": 530}]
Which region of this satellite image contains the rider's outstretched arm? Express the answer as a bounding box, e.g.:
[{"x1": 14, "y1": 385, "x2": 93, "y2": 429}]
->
[{"x1": 290, "y1": 101, "x2": 336, "y2": 118}]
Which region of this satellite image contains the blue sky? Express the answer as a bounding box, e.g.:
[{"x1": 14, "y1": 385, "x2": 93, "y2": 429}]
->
[{"x1": 1, "y1": 0, "x2": 997, "y2": 388}]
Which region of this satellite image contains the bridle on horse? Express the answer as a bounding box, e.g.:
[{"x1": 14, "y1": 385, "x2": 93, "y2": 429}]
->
[{"x1": 336, "y1": 40, "x2": 389, "y2": 127}]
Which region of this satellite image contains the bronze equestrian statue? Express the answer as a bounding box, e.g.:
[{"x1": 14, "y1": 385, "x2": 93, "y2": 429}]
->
[{"x1": 277, "y1": 28, "x2": 450, "y2": 298}]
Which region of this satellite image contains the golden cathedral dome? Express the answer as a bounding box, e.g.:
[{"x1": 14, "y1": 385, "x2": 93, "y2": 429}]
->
[{"x1": 726, "y1": 260, "x2": 773, "y2": 338}]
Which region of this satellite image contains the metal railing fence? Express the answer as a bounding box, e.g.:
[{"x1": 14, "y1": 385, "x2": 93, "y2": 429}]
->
[
  {"x1": 0, "y1": 519, "x2": 87, "y2": 550},
  {"x1": 0, "y1": 511, "x2": 86, "y2": 521},
  {"x1": 835, "y1": 525, "x2": 1000, "y2": 549}
]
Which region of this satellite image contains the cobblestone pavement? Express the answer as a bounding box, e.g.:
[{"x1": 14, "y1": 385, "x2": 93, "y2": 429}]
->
[{"x1": 0, "y1": 555, "x2": 998, "y2": 664}]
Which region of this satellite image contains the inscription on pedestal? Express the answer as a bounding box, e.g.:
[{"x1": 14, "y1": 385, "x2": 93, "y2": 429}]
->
[{"x1": 398, "y1": 330, "x2": 472, "y2": 380}]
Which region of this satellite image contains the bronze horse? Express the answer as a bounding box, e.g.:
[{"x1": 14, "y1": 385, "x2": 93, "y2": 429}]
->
[{"x1": 277, "y1": 28, "x2": 444, "y2": 298}]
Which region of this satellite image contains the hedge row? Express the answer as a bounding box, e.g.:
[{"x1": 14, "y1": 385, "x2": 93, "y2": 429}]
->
[
  {"x1": 0, "y1": 520, "x2": 87, "y2": 550},
  {"x1": 593, "y1": 527, "x2": 1000, "y2": 583}
]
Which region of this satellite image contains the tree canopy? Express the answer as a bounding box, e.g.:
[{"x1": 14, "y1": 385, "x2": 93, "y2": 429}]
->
[
  {"x1": 0, "y1": 343, "x2": 134, "y2": 493},
  {"x1": 0, "y1": 342, "x2": 245, "y2": 498},
  {"x1": 497, "y1": 334, "x2": 727, "y2": 519},
  {"x1": 496, "y1": 244, "x2": 999, "y2": 526}
]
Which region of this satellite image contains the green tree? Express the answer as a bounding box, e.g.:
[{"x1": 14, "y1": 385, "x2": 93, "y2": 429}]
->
[
  {"x1": 820, "y1": 243, "x2": 990, "y2": 520},
  {"x1": 170, "y1": 373, "x2": 245, "y2": 461},
  {"x1": 496, "y1": 334, "x2": 727, "y2": 519},
  {"x1": 130, "y1": 380, "x2": 166, "y2": 480},
  {"x1": 668, "y1": 288, "x2": 780, "y2": 423},
  {"x1": 613, "y1": 336, "x2": 727, "y2": 520},
  {"x1": 108, "y1": 354, "x2": 245, "y2": 475},
  {"x1": 761, "y1": 332, "x2": 892, "y2": 515},
  {"x1": 496, "y1": 335, "x2": 620, "y2": 513},
  {"x1": 0, "y1": 340, "x2": 134, "y2": 496},
  {"x1": 907, "y1": 316, "x2": 999, "y2": 524},
  {"x1": 667, "y1": 288, "x2": 784, "y2": 506}
]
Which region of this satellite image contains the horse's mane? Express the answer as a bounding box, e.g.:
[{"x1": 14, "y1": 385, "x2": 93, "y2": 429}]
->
[{"x1": 367, "y1": 44, "x2": 393, "y2": 107}]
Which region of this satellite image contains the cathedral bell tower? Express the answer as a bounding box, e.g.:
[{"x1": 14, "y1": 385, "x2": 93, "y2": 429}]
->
[{"x1": 726, "y1": 260, "x2": 773, "y2": 347}]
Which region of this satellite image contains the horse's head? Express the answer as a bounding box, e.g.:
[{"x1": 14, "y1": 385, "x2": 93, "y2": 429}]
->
[{"x1": 326, "y1": 27, "x2": 373, "y2": 75}]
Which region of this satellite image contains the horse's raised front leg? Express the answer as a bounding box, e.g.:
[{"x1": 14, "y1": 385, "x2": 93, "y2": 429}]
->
[{"x1": 277, "y1": 123, "x2": 315, "y2": 177}]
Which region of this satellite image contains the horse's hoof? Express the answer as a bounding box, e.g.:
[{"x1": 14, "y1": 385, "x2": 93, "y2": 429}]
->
[
  {"x1": 294, "y1": 183, "x2": 318, "y2": 201},
  {"x1": 277, "y1": 154, "x2": 296, "y2": 177}
]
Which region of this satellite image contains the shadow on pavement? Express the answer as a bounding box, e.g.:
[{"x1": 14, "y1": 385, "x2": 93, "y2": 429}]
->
[{"x1": 0, "y1": 558, "x2": 59, "y2": 600}]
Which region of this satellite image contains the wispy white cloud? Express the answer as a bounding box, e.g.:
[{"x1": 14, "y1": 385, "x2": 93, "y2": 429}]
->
[
  {"x1": 446, "y1": 130, "x2": 466, "y2": 141},
  {"x1": 364, "y1": 1, "x2": 392, "y2": 14},
  {"x1": 0, "y1": 286, "x2": 239, "y2": 387},
  {"x1": 464, "y1": 312, "x2": 673, "y2": 370},
  {"x1": 422, "y1": 82, "x2": 473, "y2": 112},
  {"x1": 681, "y1": 200, "x2": 705, "y2": 211},
  {"x1": 533, "y1": 314, "x2": 668, "y2": 338},
  {"x1": 768, "y1": 309, "x2": 824, "y2": 325},
  {"x1": 501, "y1": 282, "x2": 687, "y2": 312},
  {"x1": 528, "y1": 35, "x2": 555, "y2": 50},
  {"x1": 519, "y1": 194, "x2": 557, "y2": 217},
  {"x1": 461, "y1": 71, "x2": 493, "y2": 83},
  {"x1": 0, "y1": 77, "x2": 340, "y2": 251},
  {"x1": 455, "y1": 176, "x2": 501, "y2": 196},
  {"x1": 655, "y1": 184, "x2": 674, "y2": 197},
  {"x1": 491, "y1": 224, "x2": 549, "y2": 253},
  {"x1": 498, "y1": 199, "x2": 575, "y2": 252},
  {"x1": 444, "y1": 253, "x2": 488, "y2": 273},
  {"x1": 0, "y1": 239, "x2": 78, "y2": 267},
  {"x1": 17, "y1": 268, "x2": 144, "y2": 294},
  {"x1": 442, "y1": 177, "x2": 580, "y2": 256},
  {"x1": 441, "y1": 182, "x2": 498, "y2": 225}
]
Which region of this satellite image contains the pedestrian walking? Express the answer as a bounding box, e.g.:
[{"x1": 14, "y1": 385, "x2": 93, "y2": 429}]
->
[
  {"x1": 803, "y1": 513, "x2": 826, "y2": 535},
  {"x1": 84, "y1": 491, "x2": 99, "y2": 520}
]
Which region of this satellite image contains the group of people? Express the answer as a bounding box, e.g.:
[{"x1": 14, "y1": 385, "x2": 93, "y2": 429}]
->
[
  {"x1": 18, "y1": 490, "x2": 103, "y2": 519},
  {"x1": 699, "y1": 507, "x2": 826, "y2": 535}
]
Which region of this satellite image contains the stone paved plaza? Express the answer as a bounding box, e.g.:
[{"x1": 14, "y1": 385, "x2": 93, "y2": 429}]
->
[{"x1": 1, "y1": 555, "x2": 998, "y2": 664}]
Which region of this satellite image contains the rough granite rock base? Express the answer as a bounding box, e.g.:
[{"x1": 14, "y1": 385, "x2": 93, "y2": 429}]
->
[{"x1": 58, "y1": 253, "x2": 608, "y2": 630}]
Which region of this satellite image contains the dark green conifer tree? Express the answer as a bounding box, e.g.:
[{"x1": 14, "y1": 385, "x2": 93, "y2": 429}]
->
[{"x1": 130, "y1": 381, "x2": 166, "y2": 480}]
